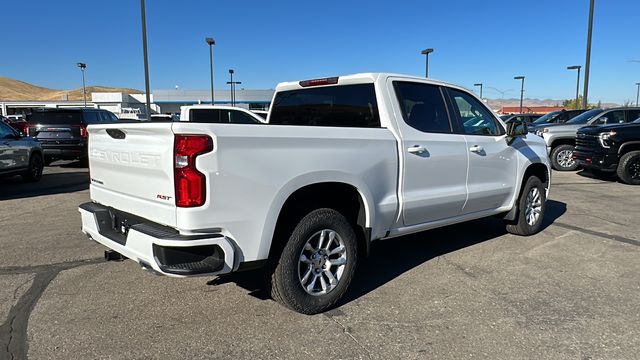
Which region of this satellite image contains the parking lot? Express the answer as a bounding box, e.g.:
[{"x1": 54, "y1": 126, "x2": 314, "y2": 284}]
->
[{"x1": 0, "y1": 163, "x2": 638, "y2": 359}]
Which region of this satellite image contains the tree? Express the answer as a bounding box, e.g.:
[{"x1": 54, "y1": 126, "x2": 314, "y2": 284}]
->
[{"x1": 562, "y1": 96, "x2": 584, "y2": 109}]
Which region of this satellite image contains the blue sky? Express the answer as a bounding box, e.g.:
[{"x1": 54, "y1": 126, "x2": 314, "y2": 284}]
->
[{"x1": 3, "y1": 0, "x2": 640, "y2": 103}]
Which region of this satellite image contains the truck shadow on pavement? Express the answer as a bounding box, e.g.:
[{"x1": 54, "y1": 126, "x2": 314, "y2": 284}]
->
[
  {"x1": 0, "y1": 170, "x2": 89, "y2": 201},
  {"x1": 210, "y1": 200, "x2": 567, "y2": 308}
]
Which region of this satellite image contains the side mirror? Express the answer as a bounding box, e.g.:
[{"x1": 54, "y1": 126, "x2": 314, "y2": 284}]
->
[{"x1": 506, "y1": 120, "x2": 527, "y2": 143}]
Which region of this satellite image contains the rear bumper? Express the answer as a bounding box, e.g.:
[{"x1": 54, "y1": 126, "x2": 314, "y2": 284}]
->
[
  {"x1": 42, "y1": 143, "x2": 87, "y2": 159},
  {"x1": 79, "y1": 202, "x2": 235, "y2": 277}
]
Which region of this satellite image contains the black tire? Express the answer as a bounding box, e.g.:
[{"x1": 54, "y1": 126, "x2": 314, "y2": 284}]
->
[
  {"x1": 22, "y1": 153, "x2": 44, "y2": 182},
  {"x1": 269, "y1": 208, "x2": 358, "y2": 315},
  {"x1": 505, "y1": 176, "x2": 546, "y2": 236},
  {"x1": 550, "y1": 144, "x2": 579, "y2": 171},
  {"x1": 616, "y1": 150, "x2": 640, "y2": 185}
]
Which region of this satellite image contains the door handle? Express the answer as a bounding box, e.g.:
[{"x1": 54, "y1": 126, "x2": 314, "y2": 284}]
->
[
  {"x1": 407, "y1": 145, "x2": 427, "y2": 154},
  {"x1": 469, "y1": 145, "x2": 484, "y2": 153}
]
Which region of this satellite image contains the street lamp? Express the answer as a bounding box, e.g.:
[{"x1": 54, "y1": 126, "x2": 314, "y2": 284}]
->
[
  {"x1": 421, "y1": 48, "x2": 434, "y2": 78},
  {"x1": 583, "y1": 0, "x2": 595, "y2": 109},
  {"x1": 226, "y1": 69, "x2": 242, "y2": 107},
  {"x1": 76, "y1": 62, "x2": 87, "y2": 107},
  {"x1": 514, "y1": 76, "x2": 525, "y2": 113},
  {"x1": 473, "y1": 83, "x2": 483, "y2": 99},
  {"x1": 636, "y1": 82, "x2": 640, "y2": 107},
  {"x1": 205, "y1": 37, "x2": 216, "y2": 104},
  {"x1": 567, "y1": 65, "x2": 581, "y2": 109},
  {"x1": 140, "y1": 0, "x2": 152, "y2": 119}
]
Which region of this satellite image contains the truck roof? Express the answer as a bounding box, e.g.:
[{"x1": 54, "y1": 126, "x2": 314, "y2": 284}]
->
[{"x1": 274, "y1": 73, "x2": 462, "y2": 92}]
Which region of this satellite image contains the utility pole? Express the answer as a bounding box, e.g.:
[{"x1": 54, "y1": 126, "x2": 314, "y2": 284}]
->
[
  {"x1": 583, "y1": 0, "x2": 595, "y2": 109},
  {"x1": 567, "y1": 65, "x2": 582, "y2": 109},
  {"x1": 226, "y1": 69, "x2": 242, "y2": 107},
  {"x1": 140, "y1": 0, "x2": 152, "y2": 118},
  {"x1": 514, "y1": 76, "x2": 525, "y2": 113},
  {"x1": 76, "y1": 62, "x2": 87, "y2": 107},
  {"x1": 206, "y1": 37, "x2": 216, "y2": 104},
  {"x1": 421, "y1": 48, "x2": 434, "y2": 78},
  {"x1": 636, "y1": 82, "x2": 640, "y2": 107},
  {"x1": 474, "y1": 83, "x2": 483, "y2": 99}
]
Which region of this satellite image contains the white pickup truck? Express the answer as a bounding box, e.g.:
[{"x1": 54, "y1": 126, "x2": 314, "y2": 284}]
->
[{"x1": 79, "y1": 73, "x2": 551, "y2": 314}]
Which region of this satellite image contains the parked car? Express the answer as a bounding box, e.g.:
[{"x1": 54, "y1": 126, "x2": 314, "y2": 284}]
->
[
  {"x1": 0, "y1": 120, "x2": 44, "y2": 182},
  {"x1": 500, "y1": 113, "x2": 542, "y2": 124},
  {"x1": 537, "y1": 107, "x2": 640, "y2": 171},
  {"x1": 149, "y1": 114, "x2": 179, "y2": 122},
  {"x1": 179, "y1": 105, "x2": 265, "y2": 124},
  {"x1": 79, "y1": 73, "x2": 550, "y2": 314},
  {"x1": 528, "y1": 109, "x2": 588, "y2": 132},
  {"x1": 2, "y1": 115, "x2": 29, "y2": 136},
  {"x1": 26, "y1": 108, "x2": 118, "y2": 165},
  {"x1": 574, "y1": 117, "x2": 640, "y2": 184}
]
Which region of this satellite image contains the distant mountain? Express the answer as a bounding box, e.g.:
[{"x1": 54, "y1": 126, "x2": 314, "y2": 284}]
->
[
  {"x1": 0, "y1": 77, "x2": 142, "y2": 101},
  {"x1": 485, "y1": 97, "x2": 619, "y2": 109}
]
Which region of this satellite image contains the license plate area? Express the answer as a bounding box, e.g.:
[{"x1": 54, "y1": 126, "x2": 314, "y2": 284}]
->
[{"x1": 93, "y1": 207, "x2": 146, "y2": 245}]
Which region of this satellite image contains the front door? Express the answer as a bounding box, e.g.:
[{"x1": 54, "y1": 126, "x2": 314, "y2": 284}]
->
[
  {"x1": 446, "y1": 88, "x2": 518, "y2": 214},
  {"x1": 390, "y1": 80, "x2": 469, "y2": 226}
]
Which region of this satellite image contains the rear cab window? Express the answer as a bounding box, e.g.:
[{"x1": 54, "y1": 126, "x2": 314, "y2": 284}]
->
[{"x1": 269, "y1": 83, "x2": 380, "y2": 127}]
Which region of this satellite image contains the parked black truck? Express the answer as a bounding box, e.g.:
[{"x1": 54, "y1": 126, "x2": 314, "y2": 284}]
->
[{"x1": 574, "y1": 119, "x2": 640, "y2": 185}]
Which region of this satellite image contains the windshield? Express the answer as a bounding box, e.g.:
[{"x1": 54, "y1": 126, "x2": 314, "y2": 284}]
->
[
  {"x1": 566, "y1": 109, "x2": 604, "y2": 124},
  {"x1": 532, "y1": 111, "x2": 560, "y2": 124}
]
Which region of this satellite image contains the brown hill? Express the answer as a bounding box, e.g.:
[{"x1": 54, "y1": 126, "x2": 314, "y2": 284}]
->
[{"x1": 0, "y1": 77, "x2": 142, "y2": 101}]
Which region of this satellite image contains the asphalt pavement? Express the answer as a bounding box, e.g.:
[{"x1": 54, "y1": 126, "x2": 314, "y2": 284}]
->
[{"x1": 0, "y1": 163, "x2": 638, "y2": 359}]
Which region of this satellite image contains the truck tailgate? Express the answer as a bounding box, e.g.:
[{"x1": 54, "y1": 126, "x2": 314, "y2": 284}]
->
[{"x1": 87, "y1": 123, "x2": 177, "y2": 227}]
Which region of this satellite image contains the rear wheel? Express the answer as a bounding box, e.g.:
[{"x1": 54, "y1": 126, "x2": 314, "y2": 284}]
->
[
  {"x1": 616, "y1": 151, "x2": 640, "y2": 185},
  {"x1": 22, "y1": 153, "x2": 44, "y2": 182},
  {"x1": 505, "y1": 176, "x2": 546, "y2": 236},
  {"x1": 551, "y1": 144, "x2": 578, "y2": 171},
  {"x1": 269, "y1": 208, "x2": 358, "y2": 314}
]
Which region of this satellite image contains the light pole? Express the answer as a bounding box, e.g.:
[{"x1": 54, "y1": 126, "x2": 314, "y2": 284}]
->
[
  {"x1": 226, "y1": 69, "x2": 242, "y2": 107},
  {"x1": 636, "y1": 82, "x2": 640, "y2": 107},
  {"x1": 140, "y1": 0, "x2": 152, "y2": 118},
  {"x1": 514, "y1": 76, "x2": 525, "y2": 113},
  {"x1": 567, "y1": 65, "x2": 581, "y2": 109},
  {"x1": 205, "y1": 37, "x2": 216, "y2": 104},
  {"x1": 76, "y1": 62, "x2": 87, "y2": 107},
  {"x1": 583, "y1": 0, "x2": 595, "y2": 109},
  {"x1": 421, "y1": 48, "x2": 434, "y2": 78},
  {"x1": 474, "y1": 83, "x2": 483, "y2": 99}
]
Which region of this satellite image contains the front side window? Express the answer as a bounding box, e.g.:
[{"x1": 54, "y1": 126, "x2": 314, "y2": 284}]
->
[
  {"x1": 393, "y1": 82, "x2": 451, "y2": 133},
  {"x1": 269, "y1": 84, "x2": 380, "y2": 127},
  {"x1": 0, "y1": 122, "x2": 15, "y2": 139},
  {"x1": 595, "y1": 110, "x2": 624, "y2": 124},
  {"x1": 448, "y1": 89, "x2": 502, "y2": 136}
]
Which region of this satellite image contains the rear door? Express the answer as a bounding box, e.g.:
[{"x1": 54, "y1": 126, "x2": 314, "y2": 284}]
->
[
  {"x1": 88, "y1": 123, "x2": 177, "y2": 227},
  {"x1": 446, "y1": 87, "x2": 518, "y2": 214},
  {"x1": 390, "y1": 80, "x2": 468, "y2": 226}
]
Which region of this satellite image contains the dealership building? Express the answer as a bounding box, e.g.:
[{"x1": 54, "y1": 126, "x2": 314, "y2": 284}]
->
[{"x1": 1, "y1": 89, "x2": 274, "y2": 117}]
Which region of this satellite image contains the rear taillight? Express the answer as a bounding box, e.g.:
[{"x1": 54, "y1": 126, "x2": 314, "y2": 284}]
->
[
  {"x1": 174, "y1": 135, "x2": 213, "y2": 207},
  {"x1": 80, "y1": 125, "x2": 88, "y2": 138}
]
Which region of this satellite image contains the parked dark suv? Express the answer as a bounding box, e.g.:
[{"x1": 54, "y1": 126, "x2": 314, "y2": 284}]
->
[
  {"x1": 499, "y1": 113, "x2": 542, "y2": 124},
  {"x1": 26, "y1": 108, "x2": 118, "y2": 165},
  {"x1": 528, "y1": 109, "x2": 588, "y2": 132},
  {"x1": 574, "y1": 118, "x2": 640, "y2": 185}
]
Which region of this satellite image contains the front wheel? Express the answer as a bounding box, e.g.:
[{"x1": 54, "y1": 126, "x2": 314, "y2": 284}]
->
[
  {"x1": 269, "y1": 208, "x2": 358, "y2": 314},
  {"x1": 505, "y1": 176, "x2": 546, "y2": 236},
  {"x1": 551, "y1": 144, "x2": 579, "y2": 171},
  {"x1": 616, "y1": 151, "x2": 640, "y2": 185}
]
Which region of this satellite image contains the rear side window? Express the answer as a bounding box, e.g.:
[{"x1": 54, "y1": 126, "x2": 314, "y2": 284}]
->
[
  {"x1": 27, "y1": 111, "x2": 82, "y2": 125},
  {"x1": 269, "y1": 84, "x2": 380, "y2": 127},
  {"x1": 190, "y1": 109, "x2": 229, "y2": 123},
  {"x1": 393, "y1": 81, "x2": 451, "y2": 133},
  {"x1": 626, "y1": 109, "x2": 640, "y2": 122}
]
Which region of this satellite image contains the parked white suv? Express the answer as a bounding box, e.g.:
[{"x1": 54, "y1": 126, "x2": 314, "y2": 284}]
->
[{"x1": 79, "y1": 73, "x2": 551, "y2": 314}]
